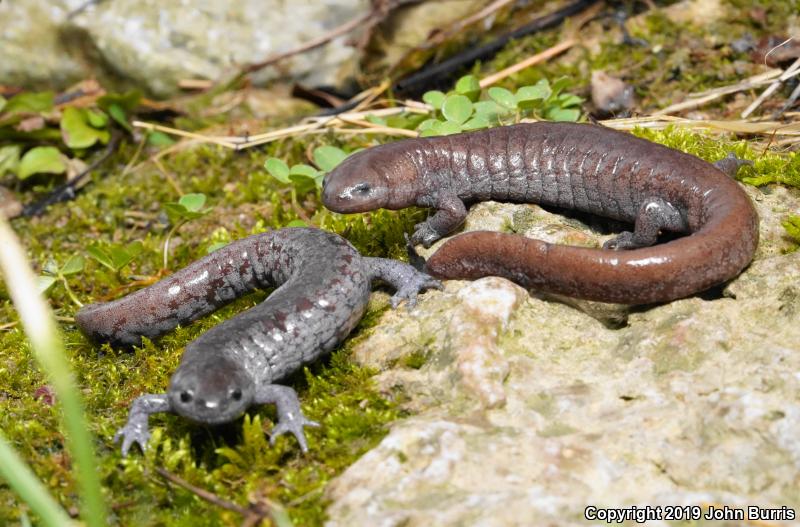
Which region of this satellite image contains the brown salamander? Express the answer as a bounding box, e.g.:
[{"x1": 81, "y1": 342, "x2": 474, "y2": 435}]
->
[{"x1": 321, "y1": 122, "x2": 758, "y2": 304}]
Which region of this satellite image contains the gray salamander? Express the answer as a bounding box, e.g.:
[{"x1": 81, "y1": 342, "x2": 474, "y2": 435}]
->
[
  {"x1": 321, "y1": 122, "x2": 758, "y2": 304},
  {"x1": 76, "y1": 227, "x2": 441, "y2": 455}
]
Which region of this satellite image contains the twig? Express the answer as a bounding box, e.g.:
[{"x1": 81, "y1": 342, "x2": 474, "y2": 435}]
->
[
  {"x1": 120, "y1": 133, "x2": 148, "y2": 179},
  {"x1": 154, "y1": 467, "x2": 287, "y2": 527},
  {"x1": 151, "y1": 157, "x2": 184, "y2": 195},
  {"x1": 422, "y1": 0, "x2": 517, "y2": 48},
  {"x1": 480, "y1": 2, "x2": 603, "y2": 88},
  {"x1": 335, "y1": 116, "x2": 419, "y2": 137},
  {"x1": 394, "y1": 0, "x2": 601, "y2": 95},
  {"x1": 773, "y1": 82, "x2": 800, "y2": 119},
  {"x1": 242, "y1": 0, "x2": 421, "y2": 76},
  {"x1": 243, "y1": 11, "x2": 374, "y2": 75},
  {"x1": 131, "y1": 105, "x2": 430, "y2": 150},
  {"x1": 155, "y1": 468, "x2": 249, "y2": 515},
  {"x1": 601, "y1": 115, "x2": 800, "y2": 135},
  {"x1": 22, "y1": 131, "x2": 123, "y2": 217},
  {"x1": 479, "y1": 38, "x2": 578, "y2": 88},
  {"x1": 133, "y1": 121, "x2": 238, "y2": 149},
  {"x1": 742, "y1": 56, "x2": 800, "y2": 118},
  {"x1": 653, "y1": 68, "x2": 782, "y2": 116}
]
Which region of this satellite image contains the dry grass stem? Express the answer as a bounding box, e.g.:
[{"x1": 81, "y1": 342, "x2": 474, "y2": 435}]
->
[{"x1": 654, "y1": 68, "x2": 782, "y2": 116}]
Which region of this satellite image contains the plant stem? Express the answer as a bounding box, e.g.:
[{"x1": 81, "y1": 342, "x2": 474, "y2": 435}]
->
[
  {"x1": 61, "y1": 275, "x2": 84, "y2": 308},
  {"x1": 162, "y1": 219, "x2": 187, "y2": 270}
]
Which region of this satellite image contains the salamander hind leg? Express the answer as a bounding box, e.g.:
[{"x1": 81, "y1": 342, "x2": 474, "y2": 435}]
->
[
  {"x1": 363, "y1": 257, "x2": 443, "y2": 308},
  {"x1": 603, "y1": 197, "x2": 688, "y2": 250},
  {"x1": 713, "y1": 152, "x2": 753, "y2": 177},
  {"x1": 256, "y1": 385, "x2": 320, "y2": 453}
]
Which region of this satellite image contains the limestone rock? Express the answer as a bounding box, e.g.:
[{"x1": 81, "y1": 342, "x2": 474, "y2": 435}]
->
[
  {"x1": 0, "y1": 0, "x2": 369, "y2": 97},
  {"x1": 326, "y1": 183, "x2": 800, "y2": 526}
]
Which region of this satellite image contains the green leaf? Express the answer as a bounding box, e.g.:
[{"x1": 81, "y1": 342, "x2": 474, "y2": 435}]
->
[
  {"x1": 0, "y1": 145, "x2": 21, "y2": 176},
  {"x1": 416, "y1": 118, "x2": 440, "y2": 132},
  {"x1": 422, "y1": 90, "x2": 446, "y2": 109},
  {"x1": 107, "y1": 103, "x2": 132, "y2": 132},
  {"x1": 61, "y1": 107, "x2": 110, "y2": 149},
  {"x1": 178, "y1": 193, "x2": 207, "y2": 212},
  {"x1": 422, "y1": 120, "x2": 462, "y2": 136},
  {"x1": 557, "y1": 93, "x2": 584, "y2": 107},
  {"x1": 87, "y1": 241, "x2": 142, "y2": 271},
  {"x1": 289, "y1": 164, "x2": 321, "y2": 179},
  {"x1": 85, "y1": 245, "x2": 114, "y2": 271},
  {"x1": 549, "y1": 77, "x2": 572, "y2": 98},
  {"x1": 546, "y1": 107, "x2": 581, "y2": 122},
  {"x1": 441, "y1": 94, "x2": 473, "y2": 125},
  {"x1": 264, "y1": 158, "x2": 291, "y2": 183},
  {"x1": 455, "y1": 75, "x2": 481, "y2": 101},
  {"x1": 43, "y1": 259, "x2": 59, "y2": 276},
  {"x1": 18, "y1": 147, "x2": 65, "y2": 180},
  {"x1": 3, "y1": 92, "x2": 54, "y2": 114},
  {"x1": 164, "y1": 202, "x2": 190, "y2": 223},
  {"x1": 473, "y1": 100, "x2": 506, "y2": 121},
  {"x1": 60, "y1": 255, "x2": 85, "y2": 276},
  {"x1": 0, "y1": 96, "x2": 6, "y2": 113},
  {"x1": 488, "y1": 87, "x2": 517, "y2": 110},
  {"x1": 36, "y1": 275, "x2": 57, "y2": 294},
  {"x1": 147, "y1": 131, "x2": 175, "y2": 147},
  {"x1": 286, "y1": 219, "x2": 308, "y2": 227},
  {"x1": 86, "y1": 109, "x2": 109, "y2": 128},
  {"x1": 164, "y1": 195, "x2": 209, "y2": 222},
  {"x1": 461, "y1": 114, "x2": 490, "y2": 131},
  {"x1": 516, "y1": 82, "x2": 551, "y2": 109},
  {"x1": 97, "y1": 90, "x2": 142, "y2": 113},
  {"x1": 389, "y1": 112, "x2": 428, "y2": 130},
  {"x1": 365, "y1": 115, "x2": 387, "y2": 126},
  {"x1": 313, "y1": 146, "x2": 348, "y2": 172}
]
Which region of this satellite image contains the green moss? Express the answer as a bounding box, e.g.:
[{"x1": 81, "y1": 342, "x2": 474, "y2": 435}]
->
[
  {"x1": 401, "y1": 349, "x2": 431, "y2": 370},
  {"x1": 0, "y1": 125, "x2": 423, "y2": 524},
  {"x1": 3, "y1": 2, "x2": 800, "y2": 521}
]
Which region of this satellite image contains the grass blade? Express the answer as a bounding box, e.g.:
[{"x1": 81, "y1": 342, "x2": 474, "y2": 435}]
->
[
  {"x1": 0, "y1": 217, "x2": 108, "y2": 526},
  {"x1": 0, "y1": 432, "x2": 74, "y2": 526}
]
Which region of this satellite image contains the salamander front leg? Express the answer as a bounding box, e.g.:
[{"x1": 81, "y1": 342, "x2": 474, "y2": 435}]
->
[
  {"x1": 412, "y1": 194, "x2": 467, "y2": 248},
  {"x1": 115, "y1": 394, "x2": 172, "y2": 457},
  {"x1": 255, "y1": 384, "x2": 319, "y2": 453},
  {"x1": 364, "y1": 257, "x2": 443, "y2": 308},
  {"x1": 603, "y1": 197, "x2": 688, "y2": 250}
]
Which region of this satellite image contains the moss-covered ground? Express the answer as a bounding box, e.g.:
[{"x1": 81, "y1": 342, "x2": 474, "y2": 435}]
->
[{"x1": 1, "y1": 0, "x2": 799, "y2": 525}]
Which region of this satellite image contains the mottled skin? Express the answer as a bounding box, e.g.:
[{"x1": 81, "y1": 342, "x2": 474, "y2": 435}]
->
[
  {"x1": 76, "y1": 228, "x2": 441, "y2": 455},
  {"x1": 322, "y1": 122, "x2": 759, "y2": 304}
]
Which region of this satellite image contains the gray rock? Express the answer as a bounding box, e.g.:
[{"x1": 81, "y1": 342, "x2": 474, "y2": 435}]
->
[
  {"x1": 0, "y1": 0, "x2": 369, "y2": 96},
  {"x1": 0, "y1": 1, "x2": 89, "y2": 89},
  {"x1": 326, "y1": 183, "x2": 800, "y2": 526}
]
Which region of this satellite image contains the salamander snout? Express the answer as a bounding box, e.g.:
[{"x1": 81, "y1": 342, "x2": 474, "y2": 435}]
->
[
  {"x1": 321, "y1": 154, "x2": 389, "y2": 212},
  {"x1": 168, "y1": 355, "x2": 254, "y2": 425}
]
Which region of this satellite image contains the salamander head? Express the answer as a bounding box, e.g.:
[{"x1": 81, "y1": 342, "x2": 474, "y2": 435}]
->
[
  {"x1": 168, "y1": 355, "x2": 254, "y2": 425},
  {"x1": 322, "y1": 145, "x2": 419, "y2": 212}
]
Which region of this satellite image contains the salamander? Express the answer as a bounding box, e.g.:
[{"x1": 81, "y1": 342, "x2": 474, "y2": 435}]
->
[
  {"x1": 321, "y1": 122, "x2": 758, "y2": 304},
  {"x1": 76, "y1": 227, "x2": 441, "y2": 456}
]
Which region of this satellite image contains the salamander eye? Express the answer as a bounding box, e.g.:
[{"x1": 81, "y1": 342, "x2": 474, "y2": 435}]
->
[
  {"x1": 230, "y1": 388, "x2": 242, "y2": 401},
  {"x1": 180, "y1": 391, "x2": 192, "y2": 403},
  {"x1": 353, "y1": 182, "x2": 371, "y2": 194}
]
